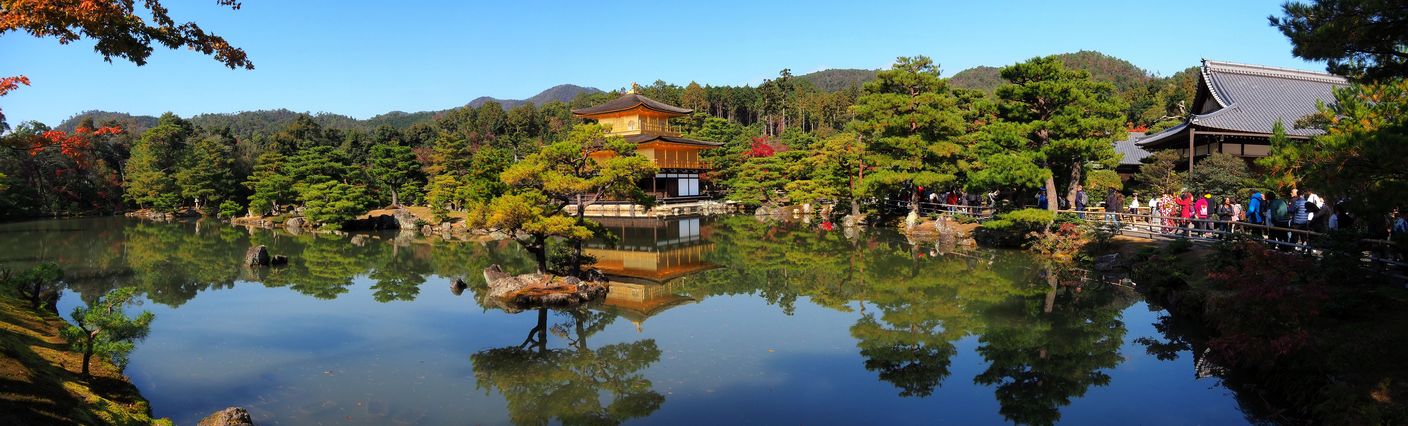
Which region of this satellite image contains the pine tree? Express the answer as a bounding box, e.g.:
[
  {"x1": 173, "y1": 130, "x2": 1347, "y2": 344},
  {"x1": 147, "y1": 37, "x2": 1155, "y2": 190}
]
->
[
  {"x1": 61, "y1": 287, "x2": 155, "y2": 378},
  {"x1": 124, "y1": 113, "x2": 192, "y2": 211},
  {"x1": 245, "y1": 151, "x2": 295, "y2": 215},
  {"x1": 175, "y1": 132, "x2": 238, "y2": 211},
  {"x1": 993, "y1": 56, "x2": 1126, "y2": 211},
  {"x1": 849, "y1": 56, "x2": 965, "y2": 213},
  {"x1": 366, "y1": 142, "x2": 422, "y2": 207}
]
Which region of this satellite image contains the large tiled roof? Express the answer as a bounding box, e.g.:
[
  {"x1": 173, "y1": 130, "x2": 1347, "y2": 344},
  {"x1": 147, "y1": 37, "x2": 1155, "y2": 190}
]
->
[
  {"x1": 572, "y1": 93, "x2": 693, "y2": 117},
  {"x1": 625, "y1": 134, "x2": 724, "y2": 147},
  {"x1": 1113, "y1": 132, "x2": 1151, "y2": 166},
  {"x1": 1190, "y1": 60, "x2": 1347, "y2": 136}
]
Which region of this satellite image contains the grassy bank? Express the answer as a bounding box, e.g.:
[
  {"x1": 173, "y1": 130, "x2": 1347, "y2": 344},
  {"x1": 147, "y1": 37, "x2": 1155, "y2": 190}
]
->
[{"x1": 0, "y1": 293, "x2": 171, "y2": 425}]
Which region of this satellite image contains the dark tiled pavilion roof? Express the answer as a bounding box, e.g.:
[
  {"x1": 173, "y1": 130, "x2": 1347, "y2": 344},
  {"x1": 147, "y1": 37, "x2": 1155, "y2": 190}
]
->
[
  {"x1": 1113, "y1": 132, "x2": 1151, "y2": 166},
  {"x1": 572, "y1": 93, "x2": 693, "y2": 117},
  {"x1": 625, "y1": 134, "x2": 724, "y2": 147},
  {"x1": 1139, "y1": 60, "x2": 1348, "y2": 147}
]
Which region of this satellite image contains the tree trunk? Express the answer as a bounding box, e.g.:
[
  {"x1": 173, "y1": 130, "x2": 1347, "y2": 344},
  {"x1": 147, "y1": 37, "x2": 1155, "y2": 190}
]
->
[
  {"x1": 1044, "y1": 175, "x2": 1059, "y2": 213},
  {"x1": 572, "y1": 194, "x2": 587, "y2": 276},
  {"x1": 390, "y1": 187, "x2": 399, "y2": 207},
  {"x1": 81, "y1": 335, "x2": 93, "y2": 378},
  {"x1": 1066, "y1": 165, "x2": 1083, "y2": 212}
]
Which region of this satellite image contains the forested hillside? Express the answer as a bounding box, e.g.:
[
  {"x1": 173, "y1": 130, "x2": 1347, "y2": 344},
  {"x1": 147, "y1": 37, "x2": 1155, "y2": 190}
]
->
[
  {"x1": 467, "y1": 84, "x2": 602, "y2": 109},
  {"x1": 797, "y1": 69, "x2": 878, "y2": 91},
  {"x1": 949, "y1": 66, "x2": 1003, "y2": 92},
  {"x1": 5, "y1": 51, "x2": 1206, "y2": 221}
]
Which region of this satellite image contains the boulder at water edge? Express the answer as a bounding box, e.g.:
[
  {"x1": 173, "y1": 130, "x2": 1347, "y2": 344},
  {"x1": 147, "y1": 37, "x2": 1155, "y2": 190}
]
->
[
  {"x1": 482, "y1": 264, "x2": 607, "y2": 310},
  {"x1": 393, "y1": 208, "x2": 419, "y2": 229},
  {"x1": 198, "y1": 407, "x2": 254, "y2": 426},
  {"x1": 244, "y1": 245, "x2": 270, "y2": 266}
]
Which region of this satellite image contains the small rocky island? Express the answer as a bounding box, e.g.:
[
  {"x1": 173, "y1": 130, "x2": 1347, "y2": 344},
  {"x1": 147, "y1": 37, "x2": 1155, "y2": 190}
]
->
[{"x1": 481, "y1": 265, "x2": 608, "y2": 311}]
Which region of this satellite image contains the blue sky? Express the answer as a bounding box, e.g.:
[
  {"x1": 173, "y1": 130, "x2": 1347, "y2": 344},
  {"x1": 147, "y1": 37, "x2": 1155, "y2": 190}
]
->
[{"x1": 1, "y1": 0, "x2": 1320, "y2": 126}]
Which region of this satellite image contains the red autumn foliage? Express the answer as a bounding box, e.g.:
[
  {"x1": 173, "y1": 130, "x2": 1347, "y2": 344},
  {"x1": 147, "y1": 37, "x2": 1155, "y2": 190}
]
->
[
  {"x1": 1204, "y1": 241, "x2": 1326, "y2": 369},
  {"x1": 745, "y1": 136, "x2": 775, "y2": 158},
  {"x1": 0, "y1": 75, "x2": 31, "y2": 126},
  {"x1": 0, "y1": 75, "x2": 29, "y2": 96},
  {"x1": 27, "y1": 126, "x2": 124, "y2": 169}
]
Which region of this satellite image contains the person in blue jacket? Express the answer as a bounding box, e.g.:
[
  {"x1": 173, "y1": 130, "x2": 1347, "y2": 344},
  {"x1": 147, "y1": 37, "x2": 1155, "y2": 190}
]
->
[{"x1": 1247, "y1": 191, "x2": 1263, "y2": 225}]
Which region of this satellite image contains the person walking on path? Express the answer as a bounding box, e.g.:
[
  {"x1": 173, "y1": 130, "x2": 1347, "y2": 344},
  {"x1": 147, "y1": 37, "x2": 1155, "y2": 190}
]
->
[
  {"x1": 1148, "y1": 194, "x2": 1160, "y2": 233},
  {"x1": 1306, "y1": 190, "x2": 1324, "y2": 222},
  {"x1": 1216, "y1": 197, "x2": 1235, "y2": 236},
  {"x1": 1104, "y1": 189, "x2": 1120, "y2": 226},
  {"x1": 1157, "y1": 193, "x2": 1175, "y2": 234},
  {"x1": 1328, "y1": 204, "x2": 1354, "y2": 231},
  {"x1": 1176, "y1": 192, "x2": 1193, "y2": 236},
  {"x1": 1290, "y1": 189, "x2": 1310, "y2": 247},
  {"x1": 1194, "y1": 193, "x2": 1211, "y2": 236},
  {"x1": 1075, "y1": 185, "x2": 1088, "y2": 218},
  {"x1": 1268, "y1": 193, "x2": 1290, "y2": 249},
  {"x1": 1230, "y1": 198, "x2": 1243, "y2": 233},
  {"x1": 1247, "y1": 191, "x2": 1264, "y2": 227}
]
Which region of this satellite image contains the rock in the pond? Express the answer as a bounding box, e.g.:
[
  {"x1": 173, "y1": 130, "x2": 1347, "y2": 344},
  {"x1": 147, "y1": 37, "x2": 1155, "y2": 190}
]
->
[
  {"x1": 482, "y1": 264, "x2": 607, "y2": 310},
  {"x1": 244, "y1": 245, "x2": 270, "y2": 266},
  {"x1": 285, "y1": 217, "x2": 305, "y2": 230},
  {"x1": 197, "y1": 407, "x2": 254, "y2": 426},
  {"x1": 270, "y1": 255, "x2": 289, "y2": 266},
  {"x1": 450, "y1": 278, "x2": 468, "y2": 296},
  {"x1": 393, "y1": 208, "x2": 420, "y2": 230}
]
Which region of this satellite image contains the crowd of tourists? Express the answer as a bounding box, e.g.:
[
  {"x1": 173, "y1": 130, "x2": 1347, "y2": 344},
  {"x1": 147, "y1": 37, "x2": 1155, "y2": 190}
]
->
[{"x1": 1099, "y1": 187, "x2": 1408, "y2": 251}]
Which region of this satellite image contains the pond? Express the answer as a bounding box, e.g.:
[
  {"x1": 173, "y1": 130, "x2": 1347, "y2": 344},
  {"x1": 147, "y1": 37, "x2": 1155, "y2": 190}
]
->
[{"x1": 0, "y1": 216, "x2": 1251, "y2": 425}]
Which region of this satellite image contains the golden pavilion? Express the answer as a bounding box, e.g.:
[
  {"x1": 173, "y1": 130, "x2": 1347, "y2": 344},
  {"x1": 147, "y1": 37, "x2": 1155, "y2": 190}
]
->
[{"x1": 571, "y1": 86, "x2": 723, "y2": 200}]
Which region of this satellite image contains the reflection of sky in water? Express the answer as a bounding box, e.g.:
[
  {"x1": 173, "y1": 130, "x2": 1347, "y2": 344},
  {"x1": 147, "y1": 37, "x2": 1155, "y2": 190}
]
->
[{"x1": 25, "y1": 217, "x2": 1253, "y2": 425}]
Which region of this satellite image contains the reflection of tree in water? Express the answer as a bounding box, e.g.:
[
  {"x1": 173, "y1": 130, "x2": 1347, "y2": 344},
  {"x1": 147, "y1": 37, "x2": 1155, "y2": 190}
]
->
[
  {"x1": 429, "y1": 238, "x2": 537, "y2": 303},
  {"x1": 851, "y1": 314, "x2": 956, "y2": 397},
  {"x1": 260, "y1": 233, "x2": 378, "y2": 299},
  {"x1": 972, "y1": 273, "x2": 1129, "y2": 426},
  {"x1": 684, "y1": 216, "x2": 1136, "y2": 421},
  {"x1": 367, "y1": 243, "x2": 428, "y2": 303},
  {"x1": 471, "y1": 308, "x2": 665, "y2": 425}
]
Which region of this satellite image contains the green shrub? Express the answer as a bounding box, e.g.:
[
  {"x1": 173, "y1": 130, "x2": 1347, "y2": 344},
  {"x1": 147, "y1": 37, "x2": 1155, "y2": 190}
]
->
[
  {"x1": 218, "y1": 200, "x2": 243, "y2": 219},
  {"x1": 976, "y1": 209, "x2": 1056, "y2": 247},
  {"x1": 1166, "y1": 238, "x2": 1192, "y2": 254}
]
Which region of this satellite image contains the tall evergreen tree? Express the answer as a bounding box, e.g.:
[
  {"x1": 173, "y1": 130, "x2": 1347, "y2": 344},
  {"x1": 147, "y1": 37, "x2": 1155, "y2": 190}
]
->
[
  {"x1": 124, "y1": 113, "x2": 192, "y2": 211},
  {"x1": 994, "y1": 56, "x2": 1125, "y2": 211},
  {"x1": 245, "y1": 151, "x2": 295, "y2": 215},
  {"x1": 850, "y1": 56, "x2": 965, "y2": 213},
  {"x1": 175, "y1": 131, "x2": 238, "y2": 211},
  {"x1": 366, "y1": 142, "x2": 422, "y2": 207},
  {"x1": 1271, "y1": 0, "x2": 1408, "y2": 81}
]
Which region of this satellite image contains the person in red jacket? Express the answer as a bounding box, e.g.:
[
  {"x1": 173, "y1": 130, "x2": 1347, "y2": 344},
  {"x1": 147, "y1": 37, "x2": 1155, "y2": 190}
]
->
[{"x1": 1175, "y1": 192, "x2": 1193, "y2": 236}]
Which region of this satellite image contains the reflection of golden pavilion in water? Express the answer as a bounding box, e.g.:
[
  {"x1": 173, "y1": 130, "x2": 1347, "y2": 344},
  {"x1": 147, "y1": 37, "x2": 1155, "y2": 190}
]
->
[{"x1": 584, "y1": 217, "x2": 719, "y2": 331}]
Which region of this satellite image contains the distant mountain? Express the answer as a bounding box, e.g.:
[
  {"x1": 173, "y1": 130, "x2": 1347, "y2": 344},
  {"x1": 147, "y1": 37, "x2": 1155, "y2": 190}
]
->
[
  {"x1": 798, "y1": 69, "x2": 877, "y2": 91},
  {"x1": 949, "y1": 51, "x2": 1154, "y2": 94},
  {"x1": 56, "y1": 84, "x2": 605, "y2": 136},
  {"x1": 949, "y1": 66, "x2": 1003, "y2": 92},
  {"x1": 467, "y1": 84, "x2": 602, "y2": 109}
]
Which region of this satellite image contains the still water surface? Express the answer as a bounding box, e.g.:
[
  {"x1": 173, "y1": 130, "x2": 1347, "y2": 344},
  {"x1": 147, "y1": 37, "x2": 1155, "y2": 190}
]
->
[{"x1": 0, "y1": 216, "x2": 1248, "y2": 425}]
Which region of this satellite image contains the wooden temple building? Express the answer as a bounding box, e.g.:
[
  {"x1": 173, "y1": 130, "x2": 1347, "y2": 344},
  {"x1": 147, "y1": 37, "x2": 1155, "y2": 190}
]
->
[
  {"x1": 583, "y1": 217, "x2": 720, "y2": 331},
  {"x1": 1136, "y1": 60, "x2": 1348, "y2": 173},
  {"x1": 572, "y1": 87, "x2": 724, "y2": 201}
]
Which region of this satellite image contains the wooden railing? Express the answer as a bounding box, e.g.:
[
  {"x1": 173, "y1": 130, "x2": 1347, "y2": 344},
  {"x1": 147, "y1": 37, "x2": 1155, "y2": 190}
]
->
[
  {"x1": 639, "y1": 122, "x2": 680, "y2": 136},
  {"x1": 653, "y1": 159, "x2": 705, "y2": 169},
  {"x1": 1054, "y1": 208, "x2": 1405, "y2": 274}
]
